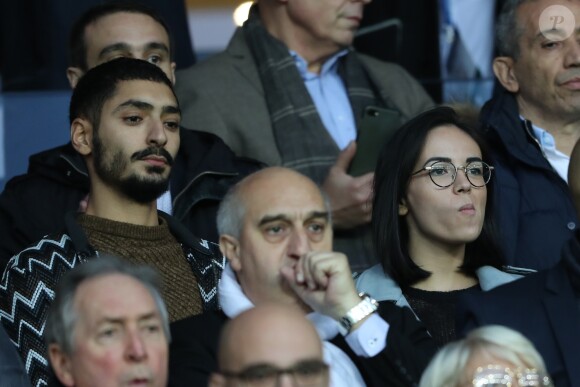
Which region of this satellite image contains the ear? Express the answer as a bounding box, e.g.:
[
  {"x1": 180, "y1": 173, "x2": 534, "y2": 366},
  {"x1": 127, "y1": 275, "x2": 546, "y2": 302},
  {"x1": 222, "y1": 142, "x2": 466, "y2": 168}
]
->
[
  {"x1": 71, "y1": 118, "x2": 93, "y2": 156},
  {"x1": 66, "y1": 67, "x2": 85, "y2": 89},
  {"x1": 493, "y1": 56, "x2": 519, "y2": 93},
  {"x1": 398, "y1": 199, "x2": 408, "y2": 216},
  {"x1": 48, "y1": 344, "x2": 75, "y2": 387},
  {"x1": 169, "y1": 62, "x2": 176, "y2": 85},
  {"x1": 219, "y1": 234, "x2": 242, "y2": 272},
  {"x1": 208, "y1": 373, "x2": 227, "y2": 387}
]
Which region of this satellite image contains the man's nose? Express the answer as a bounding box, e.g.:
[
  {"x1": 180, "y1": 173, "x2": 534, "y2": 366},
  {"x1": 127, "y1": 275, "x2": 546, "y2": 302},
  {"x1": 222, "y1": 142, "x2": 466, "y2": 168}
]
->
[
  {"x1": 147, "y1": 120, "x2": 168, "y2": 147},
  {"x1": 287, "y1": 230, "x2": 311, "y2": 259},
  {"x1": 565, "y1": 38, "x2": 580, "y2": 68},
  {"x1": 125, "y1": 331, "x2": 148, "y2": 362}
]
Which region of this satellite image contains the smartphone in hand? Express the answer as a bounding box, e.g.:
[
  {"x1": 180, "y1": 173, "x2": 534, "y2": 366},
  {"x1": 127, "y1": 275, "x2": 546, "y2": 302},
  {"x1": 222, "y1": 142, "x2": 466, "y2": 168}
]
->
[{"x1": 348, "y1": 106, "x2": 402, "y2": 177}]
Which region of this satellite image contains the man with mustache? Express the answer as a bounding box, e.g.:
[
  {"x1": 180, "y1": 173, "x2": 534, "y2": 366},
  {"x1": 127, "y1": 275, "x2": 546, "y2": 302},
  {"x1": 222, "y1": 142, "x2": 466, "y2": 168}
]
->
[
  {"x1": 174, "y1": 0, "x2": 433, "y2": 271},
  {"x1": 46, "y1": 256, "x2": 170, "y2": 387},
  {"x1": 169, "y1": 167, "x2": 437, "y2": 387},
  {"x1": 0, "y1": 2, "x2": 262, "y2": 272},
  {"x1": 0, "y1": 58, "x2": 224, "y2": 387},
  {"x1": 479, "y1": 0, "x2": 580, "y2": 269}
]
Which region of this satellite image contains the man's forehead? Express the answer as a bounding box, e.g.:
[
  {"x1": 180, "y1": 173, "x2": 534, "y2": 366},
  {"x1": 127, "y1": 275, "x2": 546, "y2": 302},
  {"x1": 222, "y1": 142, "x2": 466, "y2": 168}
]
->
[
  {"x1": 74, "y1": 274, "x2": 158, "y2": 325},
  {"x1": 85, "y1": 11, "x2": 170, "y2": 47},
  {"x1": 519, "y1": 0, "x2": 580, "y2": 32},
  {"x1": 108, "y1": 80, "x2": 176, "y2": 105},
  {"x1": 75, "y1": 274, "x2": 153, "y2": 308},
  {"x1": 244, "y1": 192, "x2": 327, "y2": 223}
]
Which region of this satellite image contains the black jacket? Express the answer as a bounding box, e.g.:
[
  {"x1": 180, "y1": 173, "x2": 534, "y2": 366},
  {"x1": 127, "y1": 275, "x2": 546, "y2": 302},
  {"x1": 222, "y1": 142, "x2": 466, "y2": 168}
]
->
[
  {"x1": 0, "y1": 128, "x2": 263, "y2": 272},
  {"x1": 479, "y1": 89, "x2": 578, "y2": 270},
  {"x1": 168, "y1": 302, "x2": 437, "y2": 387},
  {"x1": 0, "y1": 211, "x2": 225, "y2": 387},
  {"x1": 457, "y1": 231, "x2": 580, "y2": 387}
]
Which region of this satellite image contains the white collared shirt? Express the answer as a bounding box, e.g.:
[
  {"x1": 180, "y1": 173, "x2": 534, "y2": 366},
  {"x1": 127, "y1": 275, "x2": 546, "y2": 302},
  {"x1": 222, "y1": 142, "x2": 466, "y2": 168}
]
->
[
  {"x1": 219, "y1": 264, "x2": 389, "y2": 387},
  {"x1": 156, "y1": 190, "x2": 173, "y2": 215},
  {"x1": 530, "y1": 123, "x2": 570, "y2": 183}
]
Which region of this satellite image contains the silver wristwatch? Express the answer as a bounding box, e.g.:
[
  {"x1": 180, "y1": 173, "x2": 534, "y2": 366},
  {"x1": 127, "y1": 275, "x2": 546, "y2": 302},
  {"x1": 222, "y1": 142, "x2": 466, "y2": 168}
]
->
[{"x1": 338, "y1": 292, "x2": 378, "y2": 335}]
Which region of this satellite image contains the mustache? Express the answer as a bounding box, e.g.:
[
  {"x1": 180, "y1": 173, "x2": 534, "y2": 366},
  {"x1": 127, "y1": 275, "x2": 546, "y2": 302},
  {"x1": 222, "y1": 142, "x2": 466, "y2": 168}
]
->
[
  {"x1": 557, "y1": 69, "x2": 580, "y2": 84},
  {"x1": 131, "y1": 147, "x2": 174, "y2": 166}
]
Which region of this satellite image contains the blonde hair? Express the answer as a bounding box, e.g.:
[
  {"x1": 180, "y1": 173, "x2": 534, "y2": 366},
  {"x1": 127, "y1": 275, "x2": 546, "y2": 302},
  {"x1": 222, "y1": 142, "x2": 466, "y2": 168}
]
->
[{"x1": 419, "y1": 325, "x2": 548, "y2": 387}]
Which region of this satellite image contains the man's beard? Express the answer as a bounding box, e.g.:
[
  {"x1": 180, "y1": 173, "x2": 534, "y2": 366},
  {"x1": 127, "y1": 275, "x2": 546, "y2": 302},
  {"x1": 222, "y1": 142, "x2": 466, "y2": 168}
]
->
[{"x1": 92, "y1": 134, "x2": 174, "y2": 204}]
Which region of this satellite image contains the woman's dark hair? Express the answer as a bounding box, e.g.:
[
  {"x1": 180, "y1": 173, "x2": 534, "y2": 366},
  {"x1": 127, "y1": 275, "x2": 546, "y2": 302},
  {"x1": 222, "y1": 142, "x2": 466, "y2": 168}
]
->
[{"x1": 372, "y1": 106, "x2": 504, "y2": 287}]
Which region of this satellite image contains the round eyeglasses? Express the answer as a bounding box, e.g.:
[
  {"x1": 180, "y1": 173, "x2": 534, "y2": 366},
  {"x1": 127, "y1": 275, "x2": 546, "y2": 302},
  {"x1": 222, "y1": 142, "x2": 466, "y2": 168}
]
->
[
  {"x1": 412, "y1": 161, "x2": 494, "y2": 188},
  {"x1": 469, "y1": 364, "x2": 553, "y2": 386}
]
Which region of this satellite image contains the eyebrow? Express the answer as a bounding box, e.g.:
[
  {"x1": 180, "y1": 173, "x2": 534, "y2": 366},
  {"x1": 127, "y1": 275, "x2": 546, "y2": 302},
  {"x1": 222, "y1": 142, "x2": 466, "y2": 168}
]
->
[
  {"x1": 258, "y1": 211, "x2": 329, "y2": 227},
  {"x1": 423, "y1": 157, "x2": 451, "y2": 165},
  {"x1": 112, "y1": 99, "x2": 154, "y2": 113},
  {"x1": 112, "y1": 100, "x2": 179, "y2": 116},
  {"x1": 97, "y1": 311, "x2": 159, "y2": 325},
  {"x1": 534, "y1": 26, "x2": 580, "y2": 42},
  {"x1": 162, "y1": 105, "x2": 181, "y2": 116},
  {"x1": 98, "y1": 42, "x2": 170, "y2": 61},
  {"x1": 423, "y1": 156, "x2": 483, "y2": 165}
]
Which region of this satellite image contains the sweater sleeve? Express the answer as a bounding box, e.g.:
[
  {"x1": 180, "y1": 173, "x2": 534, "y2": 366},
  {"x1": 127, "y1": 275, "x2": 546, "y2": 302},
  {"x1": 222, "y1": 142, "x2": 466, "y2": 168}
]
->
[{"x1": 0, "y1": 235, "x2": 80, "y2": 387}]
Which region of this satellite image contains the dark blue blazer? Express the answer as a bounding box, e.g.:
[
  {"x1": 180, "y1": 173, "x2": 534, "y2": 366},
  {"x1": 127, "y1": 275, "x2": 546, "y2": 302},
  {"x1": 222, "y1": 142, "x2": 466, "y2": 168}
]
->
[{"x1": 457, "y1": 235, "x2": 580, "y2": 387}]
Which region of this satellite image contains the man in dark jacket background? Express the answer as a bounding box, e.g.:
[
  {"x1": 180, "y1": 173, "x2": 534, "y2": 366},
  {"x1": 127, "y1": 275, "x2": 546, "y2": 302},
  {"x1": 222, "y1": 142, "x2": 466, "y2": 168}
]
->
[
  {"x1": 457, "y1": 137, "x2": 580, "y2": 387},
  {"x1": 479, "y1": 0, "x2": 579, "y2": 269},
  {"x1": 0, "y1": 2, "x2": 262, "y2": 272}
]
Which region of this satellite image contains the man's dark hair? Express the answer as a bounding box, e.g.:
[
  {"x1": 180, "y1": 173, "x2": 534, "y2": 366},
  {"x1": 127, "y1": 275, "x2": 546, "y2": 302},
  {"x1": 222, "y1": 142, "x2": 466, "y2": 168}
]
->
[
  {"x1": 371, "y1": 106, "x2": 505, "y2": 288},
  {"x1": 68, "y1": 1, "x2": 172, "y2": 70},
  {"x1": 69, "y1": 57, "x2": 175, "y2": 129},
  {"x1": 496, "y1": 0, "x2": 533, "y2": 58}
]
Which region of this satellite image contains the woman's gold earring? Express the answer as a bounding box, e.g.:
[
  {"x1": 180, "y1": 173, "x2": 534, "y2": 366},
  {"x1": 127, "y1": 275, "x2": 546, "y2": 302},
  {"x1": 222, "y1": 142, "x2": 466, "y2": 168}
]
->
[{"x1": 398, "y1": 204, "x2": 408, "y2": 216}]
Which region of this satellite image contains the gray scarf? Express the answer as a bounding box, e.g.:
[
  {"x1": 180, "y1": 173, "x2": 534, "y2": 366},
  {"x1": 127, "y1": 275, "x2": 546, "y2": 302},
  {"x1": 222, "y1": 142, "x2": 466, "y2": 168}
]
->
[{"x1": 242, "y1": 4, "x2": 387, "y2": 184}]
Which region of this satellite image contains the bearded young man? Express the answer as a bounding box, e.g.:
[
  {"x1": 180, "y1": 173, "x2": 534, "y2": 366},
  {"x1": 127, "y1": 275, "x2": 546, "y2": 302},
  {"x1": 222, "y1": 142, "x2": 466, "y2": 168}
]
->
[{"x1": 0, "y1": 58, "x2": 224, "y2": 387}]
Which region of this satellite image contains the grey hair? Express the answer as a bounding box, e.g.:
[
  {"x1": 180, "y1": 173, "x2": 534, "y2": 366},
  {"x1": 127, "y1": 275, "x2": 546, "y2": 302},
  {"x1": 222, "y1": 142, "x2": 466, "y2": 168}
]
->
[
  {"x1": 419, "y1": 325, "x2": 548, "y2": 387},
  {"x1": 217, "y1": 182, "x2": 246, "y2": 239},
  {"x1": 216, "y1": 172, "x2": 333, "y2": 239},
  {"x1": 45, "y1": 255, "x2": 170, "y2": 355},
  {"x1": 496, "y1": 0, "x2": 535, "y2": 58}
]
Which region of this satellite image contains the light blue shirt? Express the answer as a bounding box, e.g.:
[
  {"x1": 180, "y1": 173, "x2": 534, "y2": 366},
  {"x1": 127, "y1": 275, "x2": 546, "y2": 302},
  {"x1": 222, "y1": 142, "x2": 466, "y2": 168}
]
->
[
  {"x1": 530, "y1": 123, "x2": 570, "y2": 183},
  {"x1": 291, "y1": 49, "x2": 356, "y2": 150}
]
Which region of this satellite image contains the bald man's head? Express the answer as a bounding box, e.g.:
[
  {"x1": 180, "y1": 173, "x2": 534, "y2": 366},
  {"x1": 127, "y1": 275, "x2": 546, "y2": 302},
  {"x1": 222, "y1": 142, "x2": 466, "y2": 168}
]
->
[
  {"x1": 216, "y1": 167, "x2": 333, "y2": 308},
  {"x1": 209, "y1": 304, "x2": 329, "y2": 387},
  {"x1": 570, "y1": 139, "x2": 580, "y2": 219}
]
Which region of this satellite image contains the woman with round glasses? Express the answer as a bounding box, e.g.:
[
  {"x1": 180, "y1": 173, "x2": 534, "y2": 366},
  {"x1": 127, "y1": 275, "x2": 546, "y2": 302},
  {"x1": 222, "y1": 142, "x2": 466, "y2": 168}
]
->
[{"x1": 355, "y1": 106, "x2": 522, "y2": 347}]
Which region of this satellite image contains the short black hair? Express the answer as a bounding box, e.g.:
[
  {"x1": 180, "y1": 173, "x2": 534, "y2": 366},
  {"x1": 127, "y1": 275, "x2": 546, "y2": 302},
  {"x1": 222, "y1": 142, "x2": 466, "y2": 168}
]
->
[
  {"x1": 68, "y1": 1, "x2": 172, "y2": 70},
  {"x1": 69, "y1": 57, "x2": 175, "y2": 130},
  {"x1": 371, "y1": 106, "x2": 504, "y2": 287}
]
